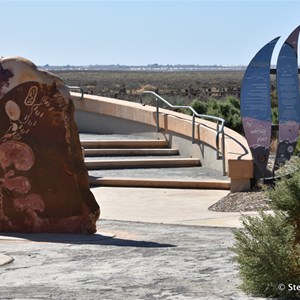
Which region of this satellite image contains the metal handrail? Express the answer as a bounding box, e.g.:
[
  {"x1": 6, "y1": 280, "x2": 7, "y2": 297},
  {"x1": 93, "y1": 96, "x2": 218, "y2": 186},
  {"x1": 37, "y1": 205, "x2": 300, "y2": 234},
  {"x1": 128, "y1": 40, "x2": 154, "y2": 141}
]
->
[
  {"x1": 139, "y1": 91, "x2": 226, "y2": 175},
  {"x1": 67, "y1": 85, "x2": 84, "y2": 101}
]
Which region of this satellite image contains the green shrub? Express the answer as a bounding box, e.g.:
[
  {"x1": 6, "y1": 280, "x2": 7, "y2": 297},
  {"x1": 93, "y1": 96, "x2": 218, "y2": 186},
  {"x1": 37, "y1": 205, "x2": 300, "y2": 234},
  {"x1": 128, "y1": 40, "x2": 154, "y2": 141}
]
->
[
  {"x1": 272, "y1": 107, "x2": 278, "y2": 125},
  {"x1": 232, "y1": 168, "x2": 300, "y2": 298},
  {"x1": 294, "y1": 138, "x2": 300, "y2": 157},
  {"x1": 268, "y1": 169, "x2": 300, "y2": 243},
  {"x1": 232, "y1": 211, "x2": 300, "y2": 298},
  {"x1": 233, "y1": 211, "x2": 300, "y2": 297},
  {"x1": 180, "y1": 96, "x2": 244, "y2": 133},
  {"x1": 271, "y1": 89, "x2": 278, "y2": 108},
  {"x1": 205, "y1": 97, "x2": 243, "y2": 133},
  {"x1": 190, "y1": 99, "x2": 207, "y2": 115},
  {"x1": 227, "y1": 96, "x2": 240, "y2": 109}
]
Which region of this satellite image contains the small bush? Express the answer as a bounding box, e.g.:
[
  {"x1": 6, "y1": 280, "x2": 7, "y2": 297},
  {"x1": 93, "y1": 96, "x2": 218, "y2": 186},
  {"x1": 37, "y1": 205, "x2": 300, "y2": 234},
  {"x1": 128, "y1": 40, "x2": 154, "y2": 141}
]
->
[
  {"x1": 190, "y1": 99, "x2": 207, "y2": 115},
  {"x1": 268, "y1": 169, "x2": 300, "y2": 243},
  {"x1": 233, "y1": 167, "x2": 300, "y2": 298},
  {"x1": 232, "y1": 211, "x2": 300, "y2": 298},
  {"x1": 171, "y1": 96, "x2": 244, "y2": 133},
  {"x1": 206, "y1": 97, "x2": 242, "y2": 133},
  {"x1": 272, "y1": 107, "x2": 278, "y2": 125},
  {"x1": 271, "y1": 89, "x2": 278, "y2": 108},
  {"x1": 294, "y1": 138, "x2": 300, "y2": 156}
]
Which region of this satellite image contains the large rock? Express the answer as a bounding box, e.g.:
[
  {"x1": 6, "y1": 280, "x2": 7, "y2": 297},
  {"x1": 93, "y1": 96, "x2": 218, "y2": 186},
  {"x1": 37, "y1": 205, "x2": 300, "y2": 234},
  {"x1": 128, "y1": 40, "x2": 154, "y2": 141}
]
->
[{"x1": 0, "y1": 57, "x2": 100, "y2": 233}]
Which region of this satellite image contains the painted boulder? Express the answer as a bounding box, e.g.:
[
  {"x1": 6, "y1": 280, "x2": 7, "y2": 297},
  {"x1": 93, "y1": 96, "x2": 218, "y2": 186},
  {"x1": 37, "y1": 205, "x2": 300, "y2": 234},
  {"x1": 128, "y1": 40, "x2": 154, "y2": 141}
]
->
[{"x1": 0, "y1": 57, "x2": 100, "y2": 233}]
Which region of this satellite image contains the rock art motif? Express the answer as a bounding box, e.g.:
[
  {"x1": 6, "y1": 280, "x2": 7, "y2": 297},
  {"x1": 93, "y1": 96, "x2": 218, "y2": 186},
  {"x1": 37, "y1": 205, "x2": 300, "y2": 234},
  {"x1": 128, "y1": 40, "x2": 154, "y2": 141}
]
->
[{"x1": 0, "y1": 57, "x2": 100, "y2": 233}]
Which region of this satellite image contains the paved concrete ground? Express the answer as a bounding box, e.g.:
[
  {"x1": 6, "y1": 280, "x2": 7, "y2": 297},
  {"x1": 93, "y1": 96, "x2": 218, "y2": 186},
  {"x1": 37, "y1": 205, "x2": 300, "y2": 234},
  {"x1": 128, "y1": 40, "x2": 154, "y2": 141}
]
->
[
  {"x1": 0, "y1": 187, "x2": 267, "y2": 300},
  {"x1": 92, "y1": 187, "x2": 259, "y2": 227}
]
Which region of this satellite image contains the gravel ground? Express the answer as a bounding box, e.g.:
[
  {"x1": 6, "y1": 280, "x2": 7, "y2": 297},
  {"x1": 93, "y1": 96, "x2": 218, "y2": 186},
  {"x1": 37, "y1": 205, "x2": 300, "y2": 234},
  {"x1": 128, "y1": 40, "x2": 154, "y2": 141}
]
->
[
  {"x1": 209, "y1": 155, "x2": 300, "y2": 213},
  {"x1": 209, "y1": 187, "x2": 272, "y2": 212}
]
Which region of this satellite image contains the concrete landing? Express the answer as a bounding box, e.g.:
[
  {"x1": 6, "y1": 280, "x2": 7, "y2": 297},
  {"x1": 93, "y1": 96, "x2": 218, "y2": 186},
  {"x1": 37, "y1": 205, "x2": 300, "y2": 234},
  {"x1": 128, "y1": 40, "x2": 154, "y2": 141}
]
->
[{"x1": 91, "y1": 186, "x2": 259, "y2": 228}]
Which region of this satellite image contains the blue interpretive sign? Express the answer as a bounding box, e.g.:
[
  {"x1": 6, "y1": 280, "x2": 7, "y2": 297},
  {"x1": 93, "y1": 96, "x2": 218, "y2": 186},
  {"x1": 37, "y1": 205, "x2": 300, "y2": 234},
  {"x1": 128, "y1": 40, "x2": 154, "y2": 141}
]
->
[
  {"x1": 273, "y1": 25, "x2": 300, "y2": 171},
  {"x1": 241, "y1": 37, "x2": 279, "y2": 176}
]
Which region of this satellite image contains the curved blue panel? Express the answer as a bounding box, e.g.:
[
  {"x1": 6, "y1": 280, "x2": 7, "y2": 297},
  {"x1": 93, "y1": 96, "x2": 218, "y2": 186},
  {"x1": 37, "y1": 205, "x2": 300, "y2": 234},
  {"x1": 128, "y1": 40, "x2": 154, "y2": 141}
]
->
[
  {"x1": 274, "y1": 25, "x2": 300, "y2": 171},
  {"x1": 241, "y1": 37, "x2": 280, "y2": 176}
]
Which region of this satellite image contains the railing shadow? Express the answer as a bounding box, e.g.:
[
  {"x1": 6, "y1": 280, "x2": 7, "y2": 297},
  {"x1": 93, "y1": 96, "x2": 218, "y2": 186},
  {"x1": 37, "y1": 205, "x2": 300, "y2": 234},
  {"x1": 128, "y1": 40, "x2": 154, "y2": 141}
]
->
[{"x1": 224, "y1": 133, "x2": 251, "y2": 160}]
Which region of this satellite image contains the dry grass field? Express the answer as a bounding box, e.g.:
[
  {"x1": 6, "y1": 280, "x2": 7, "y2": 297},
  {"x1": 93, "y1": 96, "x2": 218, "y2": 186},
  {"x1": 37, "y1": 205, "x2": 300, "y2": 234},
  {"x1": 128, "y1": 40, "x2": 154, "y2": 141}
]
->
[{"x1": 53, "y1": 70, "x2": 246, "y2": 103}]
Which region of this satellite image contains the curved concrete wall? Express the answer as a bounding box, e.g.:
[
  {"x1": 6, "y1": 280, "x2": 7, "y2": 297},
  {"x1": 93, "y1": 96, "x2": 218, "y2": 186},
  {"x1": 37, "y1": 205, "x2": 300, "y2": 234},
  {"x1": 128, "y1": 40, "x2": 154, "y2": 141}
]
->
[{"x1": 71, "y1": 92, "x2": 253, "y2": 191}]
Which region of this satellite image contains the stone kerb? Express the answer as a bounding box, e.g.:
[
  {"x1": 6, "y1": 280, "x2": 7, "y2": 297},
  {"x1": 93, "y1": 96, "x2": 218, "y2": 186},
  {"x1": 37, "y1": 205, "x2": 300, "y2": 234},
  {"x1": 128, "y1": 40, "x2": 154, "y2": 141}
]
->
[
  {"x1": 72, "y1": 93, "x2": 253, "y2": 191},
  {"x1": 0, "y1": 57, "x2": 100, "y2": 233}
]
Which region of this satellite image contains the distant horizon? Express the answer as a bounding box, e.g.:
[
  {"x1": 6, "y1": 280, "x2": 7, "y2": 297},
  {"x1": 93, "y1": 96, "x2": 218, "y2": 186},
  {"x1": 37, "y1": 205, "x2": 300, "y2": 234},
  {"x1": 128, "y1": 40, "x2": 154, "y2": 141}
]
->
[
  {"x1": 38, "y1": 63, "x2": 248, "y2": 72},
  {"x1": 40, "y1": 63, "x2": 248, "y2": 67},
  {"x1": 38, "y1": 63, "x2": 288, "y2": 72},
  {"x1": 40, "y1": 63, "x2": 246, "y2": 67}
]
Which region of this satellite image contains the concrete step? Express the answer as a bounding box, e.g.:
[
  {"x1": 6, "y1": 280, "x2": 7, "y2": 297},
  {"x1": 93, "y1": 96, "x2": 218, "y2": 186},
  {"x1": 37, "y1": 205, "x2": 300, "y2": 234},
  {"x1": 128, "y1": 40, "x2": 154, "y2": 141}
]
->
[
  {"x1": 85, "y1": 158, "x2": 201, "y2": 170},
  {"x1": 81, "y1": 140, "x2": 169, "y2": 149},
  {"x1": 89, "y1": 177, "x2": 230, "y2": 190},
  {"x1": 88, "y1": 166, "x2": 229, "y2": 189},
  {"x1": 84, "y1": 148, "x2": 179, "y2": 157},
  {"x1": 88, "y1": 166, "x2": 225, "y2": 181},
  {"x1": 84, "y1": 155, "x2": 183, "y2": 161},
  {"x1": 80, "y1": 133, "x2": 228, "y2": 190},
  {"x1": 80, "y1": 133, "x2": 157, "y2": 141}
]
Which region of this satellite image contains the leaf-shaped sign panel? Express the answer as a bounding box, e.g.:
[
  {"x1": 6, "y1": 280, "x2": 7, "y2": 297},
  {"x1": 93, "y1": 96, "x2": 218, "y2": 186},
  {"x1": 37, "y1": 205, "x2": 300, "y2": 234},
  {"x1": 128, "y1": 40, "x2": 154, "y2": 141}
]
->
[
  {"x1": 273, "y1": 25, "x2": 300, "y2": 171},
  {"x1": 241, "y1": 37, "x2": 279, "y2": 177}
]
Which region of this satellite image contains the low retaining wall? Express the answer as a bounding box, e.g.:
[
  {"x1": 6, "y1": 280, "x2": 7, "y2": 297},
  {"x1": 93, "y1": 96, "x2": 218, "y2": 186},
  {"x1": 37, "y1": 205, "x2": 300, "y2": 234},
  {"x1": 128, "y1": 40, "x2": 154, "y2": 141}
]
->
[{"x1": 71, "y1": 93, "x2": 253, "y2": 192}]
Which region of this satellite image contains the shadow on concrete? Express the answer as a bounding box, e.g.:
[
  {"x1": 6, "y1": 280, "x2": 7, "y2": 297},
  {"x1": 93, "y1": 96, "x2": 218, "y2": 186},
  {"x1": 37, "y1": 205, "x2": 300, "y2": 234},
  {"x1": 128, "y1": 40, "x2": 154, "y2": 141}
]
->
[{"x1": 0, "y1": 232, "x2": 175, "y2": 248}]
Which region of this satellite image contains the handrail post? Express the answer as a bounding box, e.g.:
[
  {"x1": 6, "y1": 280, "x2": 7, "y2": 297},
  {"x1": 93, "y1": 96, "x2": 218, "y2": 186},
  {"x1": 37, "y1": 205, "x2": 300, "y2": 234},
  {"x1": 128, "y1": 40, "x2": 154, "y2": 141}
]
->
[
  {"x1": 192, "y1": 114, "x2": 195, "y2": 144},
  {"x1": 221, "y1": 129, "x2": 226, "y2": 176},
  {"x1": 216, "y1": 122, "x2": 220, "y2": 160},
  {"x1": 156, "y1": 97, "x2": 160, "y2": 132}
]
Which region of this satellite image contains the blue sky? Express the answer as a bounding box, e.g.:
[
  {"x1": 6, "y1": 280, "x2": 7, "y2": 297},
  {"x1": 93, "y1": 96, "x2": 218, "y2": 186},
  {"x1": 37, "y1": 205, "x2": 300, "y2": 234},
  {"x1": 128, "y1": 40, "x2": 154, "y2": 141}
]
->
[{"x1": 1, "y1": 0, "x2": 300, "y2": 66}]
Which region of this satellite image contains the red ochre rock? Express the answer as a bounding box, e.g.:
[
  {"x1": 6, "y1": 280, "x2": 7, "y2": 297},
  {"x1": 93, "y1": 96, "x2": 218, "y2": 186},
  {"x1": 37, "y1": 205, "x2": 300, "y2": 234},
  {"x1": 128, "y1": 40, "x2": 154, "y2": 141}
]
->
[{"x1": 0, "y1": 57, "x2": 100, "y2": 234}]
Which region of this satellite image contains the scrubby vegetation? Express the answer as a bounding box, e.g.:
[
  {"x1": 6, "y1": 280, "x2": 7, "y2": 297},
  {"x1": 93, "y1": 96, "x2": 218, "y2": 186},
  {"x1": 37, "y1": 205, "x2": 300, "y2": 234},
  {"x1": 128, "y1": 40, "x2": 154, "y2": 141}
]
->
[
  {"x1": 232, "y1": 170, "x2": 300, "y2": 298},
  {"x1": 53, "y1": 70, "x2": 244, "y2": 102},
  {"x1": 55, "y1": 70, "x2": 246, "y2": 133},
  {"x1": 191, "y1": 96, "x2": 242, "y2": 133},
  {"x1": 56, "y1": 70, "x2": 279, "y2": 135}
]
